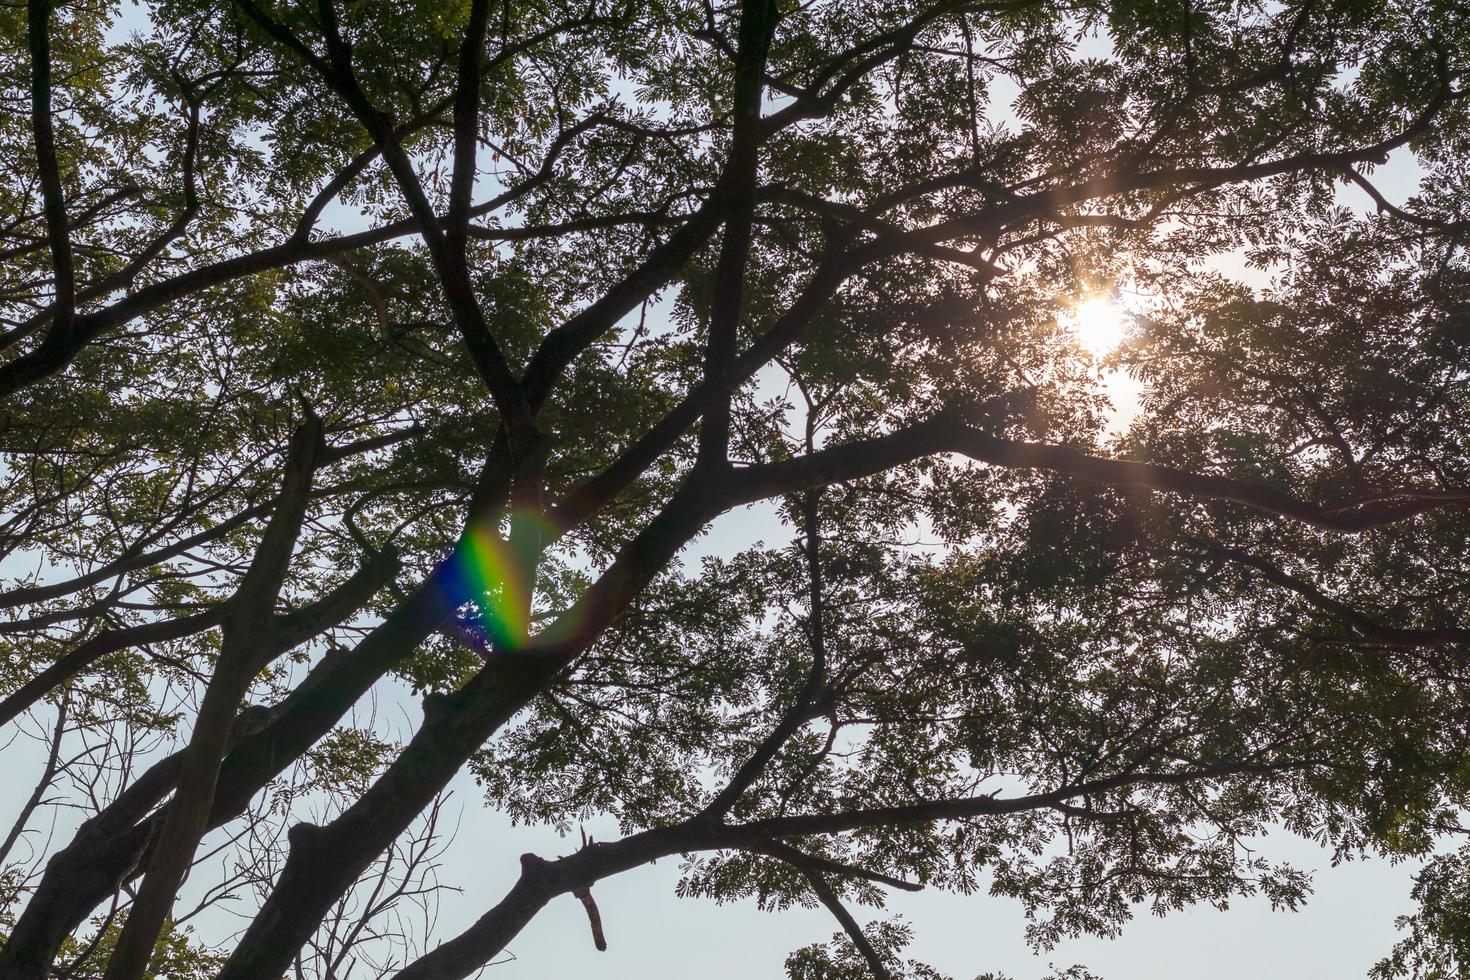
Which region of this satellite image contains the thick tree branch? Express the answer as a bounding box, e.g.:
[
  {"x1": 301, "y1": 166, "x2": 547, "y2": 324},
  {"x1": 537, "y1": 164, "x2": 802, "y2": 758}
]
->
[
  {"x1": 795, "y1": 864, "x2": 893, "y2": 980},
  {"x1": 103, "y1": 413, "x2": 325, "y2": 980},
  {"x1": 697, "y1": 0, "x2": 779, "y2": 467},
  {"x1": 728, "y1": 411, "x2": 1470, "y2": 532},
  {"x1": 26, "y1": 0, "x2": 73, "y2": 324},
  {"x1": 13, "y1": 0, "x2": 78, "y2": 399}
]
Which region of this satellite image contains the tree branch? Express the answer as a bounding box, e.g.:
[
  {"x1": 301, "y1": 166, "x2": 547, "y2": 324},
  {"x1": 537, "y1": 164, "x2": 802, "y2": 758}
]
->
[
  {"x1": 103, "y1": 412, "x2": 325, "y2": 980},
  {"x1": 728, "y1": 411, "x2": 1470, "y2": 532},
  {"x1": 795, "y1": 865, "x2": 893, "y2": 980}
]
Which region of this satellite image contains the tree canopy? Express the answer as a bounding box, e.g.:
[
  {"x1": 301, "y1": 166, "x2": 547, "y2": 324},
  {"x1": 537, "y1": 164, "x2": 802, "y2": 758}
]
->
[{"x1": 3, "y1": 0, "x2": 1470, "y2": 976}]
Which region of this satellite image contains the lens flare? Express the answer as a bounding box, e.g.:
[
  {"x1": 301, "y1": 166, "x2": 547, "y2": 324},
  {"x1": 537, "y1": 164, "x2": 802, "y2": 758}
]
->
[
  {"x1": 442, "y1": 525, "x2": 528, "y2": 650},
  {"x1": 441, "y1": 511, "x2": 563, "y2": 651}
]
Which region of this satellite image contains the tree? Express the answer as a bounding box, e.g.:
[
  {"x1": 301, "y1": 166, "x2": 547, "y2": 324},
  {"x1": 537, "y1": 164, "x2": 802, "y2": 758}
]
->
[{"x1": 2, "y1": 0, "x2": 1469, "y2": 976}]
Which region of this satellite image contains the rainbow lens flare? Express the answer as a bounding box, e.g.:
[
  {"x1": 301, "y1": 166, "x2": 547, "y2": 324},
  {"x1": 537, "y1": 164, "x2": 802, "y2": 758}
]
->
[
  {"x1": 457, "y1": 525, "x2": 529, "y2": 649},
  {"x1": 441, "y1": 511, "x2": 562, "y2": 652}
]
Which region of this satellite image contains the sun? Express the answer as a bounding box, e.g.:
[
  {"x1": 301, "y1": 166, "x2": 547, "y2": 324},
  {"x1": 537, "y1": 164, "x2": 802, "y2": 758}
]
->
[{"x1": 1064, "y1": 295, "x2": 1129, "y2": 358}]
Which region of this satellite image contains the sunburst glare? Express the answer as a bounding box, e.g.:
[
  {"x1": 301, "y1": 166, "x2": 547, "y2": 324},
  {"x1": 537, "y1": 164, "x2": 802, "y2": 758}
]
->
[{"x1": 1063, "y1": 295, "x2": 1130, "y2": 358}]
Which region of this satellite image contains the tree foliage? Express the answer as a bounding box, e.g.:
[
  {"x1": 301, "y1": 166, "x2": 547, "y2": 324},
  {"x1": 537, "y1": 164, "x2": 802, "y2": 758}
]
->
[{"x1": 2, "y1": 0, "x2": 1470, "y2": 976}]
